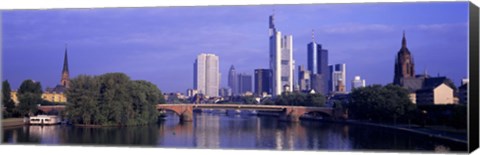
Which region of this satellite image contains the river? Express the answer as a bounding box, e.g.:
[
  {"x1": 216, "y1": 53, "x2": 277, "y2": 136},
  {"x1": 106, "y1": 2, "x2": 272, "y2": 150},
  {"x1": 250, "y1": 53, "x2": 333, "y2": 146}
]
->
[{"x1": 2, "y1": 111, "x2": 467, "y2": 152}]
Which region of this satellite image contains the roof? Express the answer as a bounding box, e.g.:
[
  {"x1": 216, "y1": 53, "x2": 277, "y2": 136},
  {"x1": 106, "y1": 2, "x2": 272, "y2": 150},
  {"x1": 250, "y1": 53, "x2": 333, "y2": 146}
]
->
[
  {"x1": 45, "y1": 85, "x2": 66, "y2": 94},
  {"x1": 401, "y1": 77, "x2": 424, "y2": 92}
]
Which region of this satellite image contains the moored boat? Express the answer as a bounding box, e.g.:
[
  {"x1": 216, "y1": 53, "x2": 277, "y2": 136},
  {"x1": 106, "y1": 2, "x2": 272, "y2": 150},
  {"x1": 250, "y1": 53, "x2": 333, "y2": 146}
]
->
[{"x1": 29, "y1": 115, "x2": 61, "y2": 125}]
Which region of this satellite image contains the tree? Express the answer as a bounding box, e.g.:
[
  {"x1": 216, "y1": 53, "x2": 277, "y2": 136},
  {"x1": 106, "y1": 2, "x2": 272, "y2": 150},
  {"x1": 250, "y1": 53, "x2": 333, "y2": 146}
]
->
[
  {"x1": 2, "y1": 80, "x2": 16, "y2": 118},
  {"x1": 65, "y1": 73, "x2": 164, "y2": 126},
  {"x1": 306, "y1": 93, "x2": 325, "y2": 107},
  {"x1": 17, "y1": 80, "x2": 43, "y2": 117},
  {"x1": 348, "y1": 84, "x2": 415, "y2": 123}
]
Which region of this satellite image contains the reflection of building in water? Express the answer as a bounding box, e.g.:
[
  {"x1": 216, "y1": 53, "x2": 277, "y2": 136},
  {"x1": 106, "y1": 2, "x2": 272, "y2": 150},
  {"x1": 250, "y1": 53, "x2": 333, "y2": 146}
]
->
[
  {"x1": 28, "y1": 126, "x2": 60, "y2": 144},
  {"x1": 275, "y1": 130, "x2": 283, "y2": 150},
  {"x1": 194, "y1": 114, "x2": 220, "y2": 148}
]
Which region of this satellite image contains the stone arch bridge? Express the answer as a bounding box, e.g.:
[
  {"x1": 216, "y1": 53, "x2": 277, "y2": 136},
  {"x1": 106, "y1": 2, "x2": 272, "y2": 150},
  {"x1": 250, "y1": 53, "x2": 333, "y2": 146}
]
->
[{"x1": 37, "y1": 104, "x2": 346, "y2": 122}]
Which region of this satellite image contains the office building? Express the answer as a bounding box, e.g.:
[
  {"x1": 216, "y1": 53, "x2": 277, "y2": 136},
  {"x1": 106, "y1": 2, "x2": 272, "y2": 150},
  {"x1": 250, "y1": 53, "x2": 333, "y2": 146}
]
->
[
  {"x1": 254, "y1": 69, "x2": 272, "y2": 96},
  {"x1": 228, "y1": 65, "x2": 238, "y2": 95},
  {"x1": 194, "y1": 53, "x2": 220, "y2": 97},
  {"x1": 307, "y1": 30, "x2": 329, "y2": 95},
  {"x1": 237, "y1": 73, "x2": 253, "y2": 95},
  {"x1": 330, "y1": 64, "x2": 346, "y2": 93},
  {"x1": 351, "y1": 76, "x2": 366, "y2": 89},
  {"x1": 269, "y1": 14, "x2": 294, "y2": 96},
  {"x1": 298, "y1": 65, "x2": 310, "y2": 91}
]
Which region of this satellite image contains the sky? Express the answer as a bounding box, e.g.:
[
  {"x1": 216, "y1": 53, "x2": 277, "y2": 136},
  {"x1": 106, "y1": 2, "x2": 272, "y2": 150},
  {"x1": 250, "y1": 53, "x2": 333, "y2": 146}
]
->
[{"x1": 1, "y1": 2, "x2": 469, "y2": 93}]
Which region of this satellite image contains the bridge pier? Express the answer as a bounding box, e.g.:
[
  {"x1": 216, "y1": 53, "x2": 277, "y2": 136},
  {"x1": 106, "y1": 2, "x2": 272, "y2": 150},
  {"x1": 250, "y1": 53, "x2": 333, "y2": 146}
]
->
[
  {"x1": 279, "y1": 108, "x2": 304, "y2": 122},
  {"x1": 179, "y1": 112, "x2": 193, "y2": 122}
]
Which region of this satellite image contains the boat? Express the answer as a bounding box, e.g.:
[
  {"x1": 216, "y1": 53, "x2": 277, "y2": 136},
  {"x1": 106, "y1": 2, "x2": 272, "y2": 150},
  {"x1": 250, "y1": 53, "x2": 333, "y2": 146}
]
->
[{"x1": 29, "y1": 115, "x2": 61, "y2": 125}]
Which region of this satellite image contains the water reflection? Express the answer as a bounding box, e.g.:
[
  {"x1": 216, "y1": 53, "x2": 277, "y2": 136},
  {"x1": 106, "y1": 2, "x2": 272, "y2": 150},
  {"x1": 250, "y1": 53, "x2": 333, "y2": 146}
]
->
[{"x1": 2, "y1": 112, "x2": 467, "y2": 152}]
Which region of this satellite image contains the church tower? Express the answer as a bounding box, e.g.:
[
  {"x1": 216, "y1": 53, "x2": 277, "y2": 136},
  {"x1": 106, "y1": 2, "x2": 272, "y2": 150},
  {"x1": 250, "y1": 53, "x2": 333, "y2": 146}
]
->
[
  {"x1": 60, "y1": 46, "x2": 70, "y2": 88},
  {"x1": 393, "y1": 31, "x2": 415, "y2": 85}
]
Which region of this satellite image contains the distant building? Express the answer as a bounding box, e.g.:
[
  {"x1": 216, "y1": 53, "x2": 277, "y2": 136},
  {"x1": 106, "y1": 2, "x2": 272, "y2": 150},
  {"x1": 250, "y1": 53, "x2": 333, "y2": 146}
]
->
[
  {"x1": 228, "y1": 65, "x2": 238, "y2": 95},
  {"x1": 186, "y1": 89, "x2": 198, "y2": 97},
  {"x1": 43, "y1": 46, "x2": 70, "y2": 103},
  {"x1": 310, "y1": 74, "x2": 326, "y2": 95},
  {"x1": 298, "y1": 65, "x2": 311, "y2": 91},
  {"x1": 254, "y1": 69, "x2": 272, "y2": 96},
  {"x1": 269, "y1": 14, "x2": 294, "y2": 96},
  {"x1": 10, "y1": 91, "x2": 19, "y2": 105},
  {"x1": 307, "y1": 30, "x2": 329, "y2": 95},
  {"x1": 194, "y1": 53, "x2": 220, "y2": 97},
  {"x1": 458, "y1": 80, "x2": 468, "y2": 105},
  {"x1": 219, "y1": 87, "x2": 232, "y2": 97},
  {"x1": 416, "y1": 78, "x2": 455, "y2": 105},
  {"x1": 330, "y1": 64, "x2": 346, "y2": 93},
  {"x1": 351, "y1": 76, "x2": 366, "y2": 89},
  {"x1": 237, "y1": 73, "x2": 252, "y2": 95}
]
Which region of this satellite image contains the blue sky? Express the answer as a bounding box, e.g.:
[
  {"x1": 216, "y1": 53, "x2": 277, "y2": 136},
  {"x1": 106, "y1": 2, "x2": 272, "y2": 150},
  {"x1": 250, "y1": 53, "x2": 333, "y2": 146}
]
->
[{"x1": 2, "y1": 2, "x2": 469, "y2": 93}]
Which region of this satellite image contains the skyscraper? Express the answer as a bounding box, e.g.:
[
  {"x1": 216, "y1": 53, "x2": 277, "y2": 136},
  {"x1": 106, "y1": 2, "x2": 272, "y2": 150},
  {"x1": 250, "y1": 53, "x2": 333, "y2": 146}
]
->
[
  {"x1": 330, "y1": 64, "x2": 347, "y2": 93},
  {"x1": 254, "y1": 69, "x2": 272, "y2": 96},
  {"x1": 352, "y1": 75, "x2": 366, "y2": 90},
  {"x1": 307, "y1": 30, "x2": 328, "y2": 95},
  {"x1": 228, "y1": 65, "x2": 237, "y2": 95},
  {"x1": 269, "y1": 14, "x2": 294, "y2": 96},
  {"x1": 298, "y1": 65, "x2": 310, "y2": 91},
  {"x1": 237, "y1": 73, "x2": 252, "y2": 95},
  {"x1": 194, "y1": 53, "x2": 220, "y2": 97},
  {"x1": 393, "y1": 31, "x2": 415, "y2": 85}
]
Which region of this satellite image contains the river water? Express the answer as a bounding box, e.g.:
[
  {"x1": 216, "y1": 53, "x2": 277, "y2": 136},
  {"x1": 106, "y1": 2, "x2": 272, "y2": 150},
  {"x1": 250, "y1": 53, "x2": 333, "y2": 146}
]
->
[{"x1": 2, "y1": 112, "x2": 467, "y2": 152}]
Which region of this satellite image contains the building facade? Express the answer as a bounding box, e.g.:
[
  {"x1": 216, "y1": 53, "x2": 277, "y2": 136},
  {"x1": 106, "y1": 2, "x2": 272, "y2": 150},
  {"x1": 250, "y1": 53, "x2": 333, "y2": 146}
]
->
[
  {"x1": 393, "y1": 32, "x2": 415, "y2": 85},
  {"x1": 351, "y1": 75, "x2": 366, "y2": 89},
  {"x1": 298, "y1": 65, "x2": 310, "y2": 91},
  {"x1": 194, "y1": 53, "x2": 220, "y2": 97},
  {"x1": 330, "y1": 64, "x2": 346, "y2": 93},
  {"x1": 307, "y1": 30, "x2": 329, "y2": 95},
  {"x1": 254, "y1": 69, "x2": 272, "y2": 96},
  {"x1": 228, "y1": 65, "x2": 237, "y2": 96},
  {"x1": 237, "y1": 73, "x2": 253, "y2": 95},
  {"x1": 269, "y1": 14, "x2": 294, "y2": 96}
]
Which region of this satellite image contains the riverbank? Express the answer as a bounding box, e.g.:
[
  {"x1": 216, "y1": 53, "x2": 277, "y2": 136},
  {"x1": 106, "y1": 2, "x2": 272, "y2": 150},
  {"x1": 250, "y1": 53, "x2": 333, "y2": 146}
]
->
[
  {"x1": 1, "y1": 118, "x2": 26, "y2": 128},
  {"x1": 302, "y1": 117, "x2": 467, "y2": 144}
]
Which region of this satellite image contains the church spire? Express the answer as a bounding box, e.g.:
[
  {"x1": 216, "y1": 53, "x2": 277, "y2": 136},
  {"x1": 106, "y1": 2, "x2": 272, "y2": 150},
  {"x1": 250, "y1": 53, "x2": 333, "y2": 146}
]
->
[
  {"x1": 62, "y1": 44, "x2": 69, "y2": 73},
  {"x1": 402, "y1": 30, "x2": 407, "y2": 48},
  {"x1": 60, "y1": 44, "x2": 70, "y2": 88}
]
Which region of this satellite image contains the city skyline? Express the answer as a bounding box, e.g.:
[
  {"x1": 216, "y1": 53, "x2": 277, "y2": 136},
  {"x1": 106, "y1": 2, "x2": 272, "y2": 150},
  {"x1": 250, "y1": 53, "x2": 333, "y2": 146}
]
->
[{"x1": 2, "y1": 2, "x2": 468, "y2": 93}]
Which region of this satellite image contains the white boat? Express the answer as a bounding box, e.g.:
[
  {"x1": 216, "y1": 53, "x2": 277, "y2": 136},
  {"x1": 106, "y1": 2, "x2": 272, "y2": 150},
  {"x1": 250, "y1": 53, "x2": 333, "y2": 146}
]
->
[{"x1": 29, "y1": 115, "x2": 61, "y2": 125}]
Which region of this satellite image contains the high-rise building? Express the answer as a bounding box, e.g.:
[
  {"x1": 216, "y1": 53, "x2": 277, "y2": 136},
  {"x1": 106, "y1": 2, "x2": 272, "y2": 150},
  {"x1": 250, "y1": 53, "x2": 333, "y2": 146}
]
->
[
  {"x1": 298, "y1": 65, "x2": 310, "y2": 91},
  {"x1": 310, "y1": 74, "x2": 326, "y2": 95},
  {"x1": 330, "y1": 64, "x2": 346, "y2": 93},
  {"x1": 307, "y1": 30, "x2": 329, "y2": 95},
  {"x1": 228, "y1": 65, "x2": 237, "y2": 95},
  {"x1": 269, "y1": 14, "x2": 294, "y2": 96},
  {"x1": 237, "y1": 73, "x2": 252, "y2": 95},
  {"x1": 351, "y1": 76, "x2": 366, "y2": 89},
  {"x1": 194, "y1": 53, "x2": 220, "y2": 97},
  {"x1": 254, "y1": 69, "x2": 272, "y2": 96},
  {"x1": 393, "y1": 31, "x2": 415, "y2": 85}
]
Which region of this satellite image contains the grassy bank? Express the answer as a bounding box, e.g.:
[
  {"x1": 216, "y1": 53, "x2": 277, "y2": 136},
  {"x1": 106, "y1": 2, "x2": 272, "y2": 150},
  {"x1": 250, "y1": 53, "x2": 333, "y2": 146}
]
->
[{"x1": 1, "y1": 118, "x2": 26, "y2": 127}]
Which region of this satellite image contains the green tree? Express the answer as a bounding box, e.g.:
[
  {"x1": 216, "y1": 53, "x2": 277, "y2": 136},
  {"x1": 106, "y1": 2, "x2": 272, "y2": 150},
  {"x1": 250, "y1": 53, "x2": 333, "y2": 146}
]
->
[
  {"x1": 306, "y1": 93, "x2": 325, "y2": 107},
  {"x1": 2, "y1": 80, "x2": 16, "y2": 118},
  {"x1": 17, "y1": 80, "x2": 43, "y2": 117},
  {"x1": 65, "y1": 73, "x2": 164, "y2": 126},
  {"x1": 349, "y1": 84, "x2": 415, "y2": 123}
]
